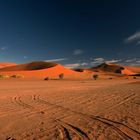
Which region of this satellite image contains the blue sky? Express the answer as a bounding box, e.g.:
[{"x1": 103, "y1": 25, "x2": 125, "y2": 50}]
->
[{"x1": 0, "y1": 0, "x2": 140, "y2": 68}]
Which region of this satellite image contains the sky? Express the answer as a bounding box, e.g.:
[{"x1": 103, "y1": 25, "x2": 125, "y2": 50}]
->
[{"x1": 0, "y1": 0, "x2": 140, "y2": 68}]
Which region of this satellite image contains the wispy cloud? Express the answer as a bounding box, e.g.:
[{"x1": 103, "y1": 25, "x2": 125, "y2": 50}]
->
[
  {"x1": 125, "y1": 58, "x2": 136, "y2": 63},
  {"x1": 0, "y1": 46, "x2": 8, "y2": 51},
  {"x1": 94, "y1": 58, "x2": 104, "y2": 62},
  {"x1": 90, "y1": 57, "x2": 105, "y2": 65},
  {"x1": 23, "y1": 56, "x2": 28, "y2": 59},
  {"x1": 65, "y1": 62, "x2": 88, "y2": 69},
  {"x1": 90, "y1": 58, "x2": 121, "y2": 66},
  {"x1": 65, "y1": 63, "x2": 81, "y2": 69},
  {"x1": 125, "y1": 58, "x2": 140, "y2": 65},
  {"x1": 105, "y1": 59, "x2": 121, "y2": 63},
  {"x1": 125, "y1": 31, "x2": 140, "y2": 44},
  {"x1": 73, "y1": 49, "x2": 84, "y2": 55},
  {"x1": 45, "y1": 58, "x2": 67, "y2": 62},
  {"x1": 81, "y1": 62, "x2": 88, "y2": 66},
  {"x1": 136, "y1": 60, "x2": 140, "y2": 63}
]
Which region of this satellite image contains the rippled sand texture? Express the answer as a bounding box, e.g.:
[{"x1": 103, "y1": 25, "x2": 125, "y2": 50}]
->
[{"x1": 0, "y1": 79, "x2": 140, "y2": 140}]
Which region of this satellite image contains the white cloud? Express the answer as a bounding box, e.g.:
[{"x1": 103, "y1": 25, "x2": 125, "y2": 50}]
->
[
  {"x1": 90, "y1": 57, "x2": 105, "y2": 65},
  {"x1": 23, "y1": 56, "x2": 28, "y2": 59},
  {"x1": 73, "y1": 49, "x2": 83, "y2": 55},
  {"x1": 65, "y1": 62, "x2": 88, "y2": 69},
  {"x1": 125, "y1": 60, "x2": 132, "y2": 63},
  {"x1": 136, "y1": 60, "x2": 140, "y2": 63},
  {"x1": 0, "y1": 46, "x2": 7, "y2": 51},
  {"x1": 81, "y1": 62, "x2": 88, "y2": 66},
  {"x1": 124, "y1": 57, "x2": 140, "y2": 66},
  {"x1": 125, "y1": 58, "x2": 136, "y2": 63},
  {"x1": 105, "y1": 59, "x2": 121, "y2": 63},
  {"x1": 125, "y1": 31, "x2": 140, "y2": 43},
  {"x1": 90, "y1": 58, "x2": 121, "y2": 66},
  {"x1": 45, "y1": 58, "x2": 67, "y2": 62},
  {"x1": 65, "y1": 63, "x2": 81, "y2": 69},
  {"x1": 94, "y1": 58, "x2": 104, "y2": 62},
  {"x1": 125, "y1": 58, "x2": 140, "y2": 65}
]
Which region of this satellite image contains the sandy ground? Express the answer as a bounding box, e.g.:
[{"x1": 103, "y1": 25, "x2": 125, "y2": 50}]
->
[{"x1": 0, "y1": 78, "x2": 140, "y2": 140}]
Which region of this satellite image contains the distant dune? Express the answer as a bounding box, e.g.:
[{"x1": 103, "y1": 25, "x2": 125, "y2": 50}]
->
[
  {"x1": 0, "y1": 61, "x2": 82, "y2": 78},
  {"x1": 74, "y1": 68, "x2": 93, "y2": 73},
  {"x1": 76, "y1": 63, "x2": 140, "y2": 76},
  {"x1": 0, "y1": 61, "x2": 57, "y2": 71},
  {"x1": 124, "y1": 66, "x2": 140, "y2": 73},
  {"x1": 90, "y1": 63, "x2": 125, "y2": 73},
  {"x1": 0, "y1": 62, "x2": 17, "y2": 69},
  {"x1": 121, "y1": 68, "x2": 135, "y2": 75},
  {"x1": 0, "y1": 61, "x2": 140, "y2": 78}
]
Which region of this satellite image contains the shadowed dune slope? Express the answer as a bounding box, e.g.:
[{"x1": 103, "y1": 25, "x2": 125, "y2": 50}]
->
[
  {"x1": 0, "y1": 61, "x2": 82, "y2": 78},
  {"x1": 90, "y1": 63, "x2": 124, "y2": 73},
  {"x1": 90, "y1": 63, "x2": 140, "y2": 75},
  {"x1": 74, "y1": 68, "x2": 93, "y2": 73},
  {"x1": 74, "y1": 63, "x2": 125, "y2": 74},
  {"x1": 0, "y1": 61, "x2": 140, "y2": 78},
  {"x1": 0, "y1": 61, "x2": 57, "y2": 71}
]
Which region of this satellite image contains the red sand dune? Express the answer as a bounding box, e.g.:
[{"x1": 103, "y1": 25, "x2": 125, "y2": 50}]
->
[
  {"x1": 0, "y1": 61, "x2": 83, "y2": 78},
  {"x1": 90, "y1": 63, "x2": 124, "y2": 73},
  {"x1": 0, "y1": 61, "x2": 139, "y2": 78},
  {"x1": 90, "y1": 63, "x2": 140, "y2": 75},
  {"x1": 0, "y1": 61, "x2": 57, "y2": 71},
  {"x1": 121, "y1": 68, "x2": 135, "y2": 75},
  {"x1": 0, "y1": 62, "x2": 17, "y2": 69},
  {"x1": 124, "y1": 66, "x2": 140, "y2": 73}
]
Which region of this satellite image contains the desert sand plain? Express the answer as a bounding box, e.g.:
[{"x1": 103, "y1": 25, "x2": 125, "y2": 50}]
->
[
  {"x1": 0, "y1": 78, "x2": 140, "y2": 140},
  {"x1": 0, "y1": 62, "x2": 140, "y2": 140}
]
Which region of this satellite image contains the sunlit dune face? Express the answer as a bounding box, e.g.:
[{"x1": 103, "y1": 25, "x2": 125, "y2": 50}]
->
[
  {"x1": 0, "y1": 61, "x2": 139, "y2": 79},
  {"x1": 0, "y1": 64, "x2": 87, "y2": 79},
  {"x1": 0, "y1": 62, "x2": 17, "y2": 69},
  {"x1": 121, "y1": 68, "x2": 135, "y2": 75},
  {"x1": 124, "y1": 66, "x2": 140, "y2": 73}
]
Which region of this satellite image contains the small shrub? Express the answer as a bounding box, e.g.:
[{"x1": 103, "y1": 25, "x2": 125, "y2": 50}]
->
[
  {"x1": 133, "y1": 76, "x2": 136, "y2": 79},
  {"x1": 108, "y1": 77, "x2": 113, "y2": 80},
  {"x1": 13, "y1": 75, "x2": 17, "y2": 78},
  {"x1": 11, "y1": 75, "x2": 18, "y2": 78},
  {"x1": 44, "y1": 77, "x2": 49, "y2": 80},
  {"x1": 93, "y1": 74, "x2": 98, "y2": 80},
  {"x1": 59, "y1": 73, "x2": 64, "y2": 79},
  {"x1": 0, "y1": 75, "x2": 9, "y2": 79},
  {"x1": 126, "y1": 78, "x2": 128, "y2": 79},
  {"x1": 11, "y1": 74, "x2": 24, "y2": 78}
]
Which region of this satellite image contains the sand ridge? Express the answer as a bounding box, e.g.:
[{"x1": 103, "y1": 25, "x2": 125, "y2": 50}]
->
[{"x1": 0, "y1": 62, "x2": 17, "y2": 69}]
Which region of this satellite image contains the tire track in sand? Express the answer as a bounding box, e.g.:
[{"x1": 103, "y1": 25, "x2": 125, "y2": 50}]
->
[
  {"x1": 33, "y1": 94, "x2": 140, "y2": 140},
  {"x1": 7, "y1": 95, "x2": 140, "y2": 140}
]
